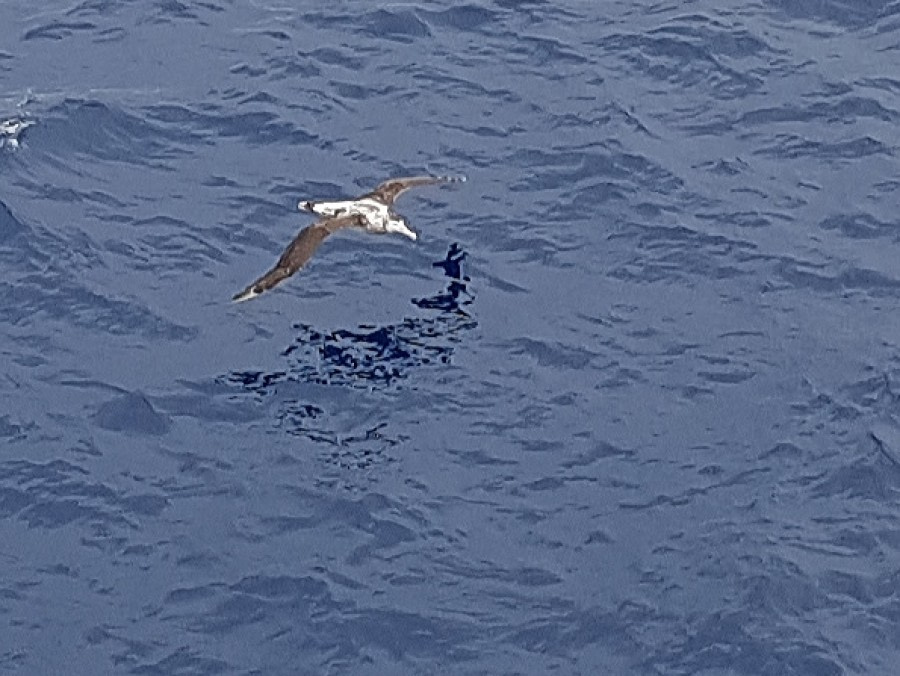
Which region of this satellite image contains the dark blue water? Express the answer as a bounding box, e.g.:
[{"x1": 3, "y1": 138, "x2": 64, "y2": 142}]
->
[{"x1": 2, "y1": 1, "x2": 899, "y2": 674}]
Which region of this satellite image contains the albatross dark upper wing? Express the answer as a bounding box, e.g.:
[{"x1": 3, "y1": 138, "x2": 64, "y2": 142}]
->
[
  {"x1": 364, "y1": 175, "x2": 465, "y2": 205},
  {"x1": 232, "y1": 214, "x2": 364, "y2": 303}
]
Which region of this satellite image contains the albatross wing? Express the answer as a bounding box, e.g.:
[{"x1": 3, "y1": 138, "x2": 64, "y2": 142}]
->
[
  {"x1": 232, "y1": 214, "x2": 364, "y2": 303},
  {"x1": 365, "y1": 175, "x2": 466, "y2": 205}
]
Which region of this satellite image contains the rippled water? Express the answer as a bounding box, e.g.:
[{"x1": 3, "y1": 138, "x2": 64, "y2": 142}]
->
[{"x1": 2, "y1": 1, "x2": 899, "y2": 674}]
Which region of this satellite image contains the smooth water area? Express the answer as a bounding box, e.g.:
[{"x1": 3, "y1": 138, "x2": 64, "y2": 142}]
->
[{"x1": 1, "y1": 1, "x2": 899, "y2": 674}]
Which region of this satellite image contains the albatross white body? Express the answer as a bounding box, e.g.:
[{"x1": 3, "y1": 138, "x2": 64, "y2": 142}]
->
[{"x1": 300, "y1": 197, "x2": 418, "y2": 240}]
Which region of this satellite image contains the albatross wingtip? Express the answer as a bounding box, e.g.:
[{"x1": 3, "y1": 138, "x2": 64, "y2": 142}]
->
[
  {"x1": 232, "y1": 287, "x2": 260, "y2": 303},
  {"x1": 439, "y1": 174, "x2": 466, "y2": 183}
]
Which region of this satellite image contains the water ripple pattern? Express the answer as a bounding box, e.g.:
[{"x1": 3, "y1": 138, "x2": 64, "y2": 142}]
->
[{"x1": 1, "y1": 1, "x2": 899, "y2": 674}]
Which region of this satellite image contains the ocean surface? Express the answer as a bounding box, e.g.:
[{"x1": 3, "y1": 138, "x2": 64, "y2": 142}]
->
[{"x1": 1, "y1": 1, "x2": 899, "y2": 674}]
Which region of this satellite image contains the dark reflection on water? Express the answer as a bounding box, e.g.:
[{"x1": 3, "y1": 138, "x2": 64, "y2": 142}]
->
[
  {"x1": 218, "y1": 245, "x2": 476, "y2": 469},
  {"x1": 229, "y1": 243, "x2": 475, "y2": 393},
  {"x1": 414, "y1": 242, "x2": 471, "y2": 314}
]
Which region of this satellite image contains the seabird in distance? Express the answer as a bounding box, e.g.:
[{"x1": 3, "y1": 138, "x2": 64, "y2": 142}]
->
[{"x1": 232, "y1": 175, "x2": 465, "y2": 303}]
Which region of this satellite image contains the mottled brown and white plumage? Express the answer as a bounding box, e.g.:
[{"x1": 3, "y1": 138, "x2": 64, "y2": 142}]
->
[
  {"x1": 362, "y1": 175, "x2": 464, "y2": 205},
  {"x1": 232, "y1": 174, "x2": 465, "y2": 303}
]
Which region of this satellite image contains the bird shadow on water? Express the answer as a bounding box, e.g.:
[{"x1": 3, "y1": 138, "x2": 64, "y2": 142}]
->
[
  {"x1": 222, "y1": 244, "x2": 475, "y2": 472},
  {"x1": 230, "y1": 243, "x2": 475, "y2": 391},
  {"x1": 282, "y1": 243, "x2": 475, "y2": 388}
]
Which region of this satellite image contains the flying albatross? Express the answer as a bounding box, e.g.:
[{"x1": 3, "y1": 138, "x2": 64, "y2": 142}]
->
[{"x1": 232, "y1": 175, "x2": 465, "y2": 303}]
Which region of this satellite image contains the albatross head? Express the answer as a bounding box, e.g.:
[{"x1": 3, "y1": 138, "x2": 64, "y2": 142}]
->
[
  {"x1": 386, "y1": 217, "x2": 417, "y2": 241},
  {"x1": 300, "y1": 200, "x2": 337, "y2": 215}
]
